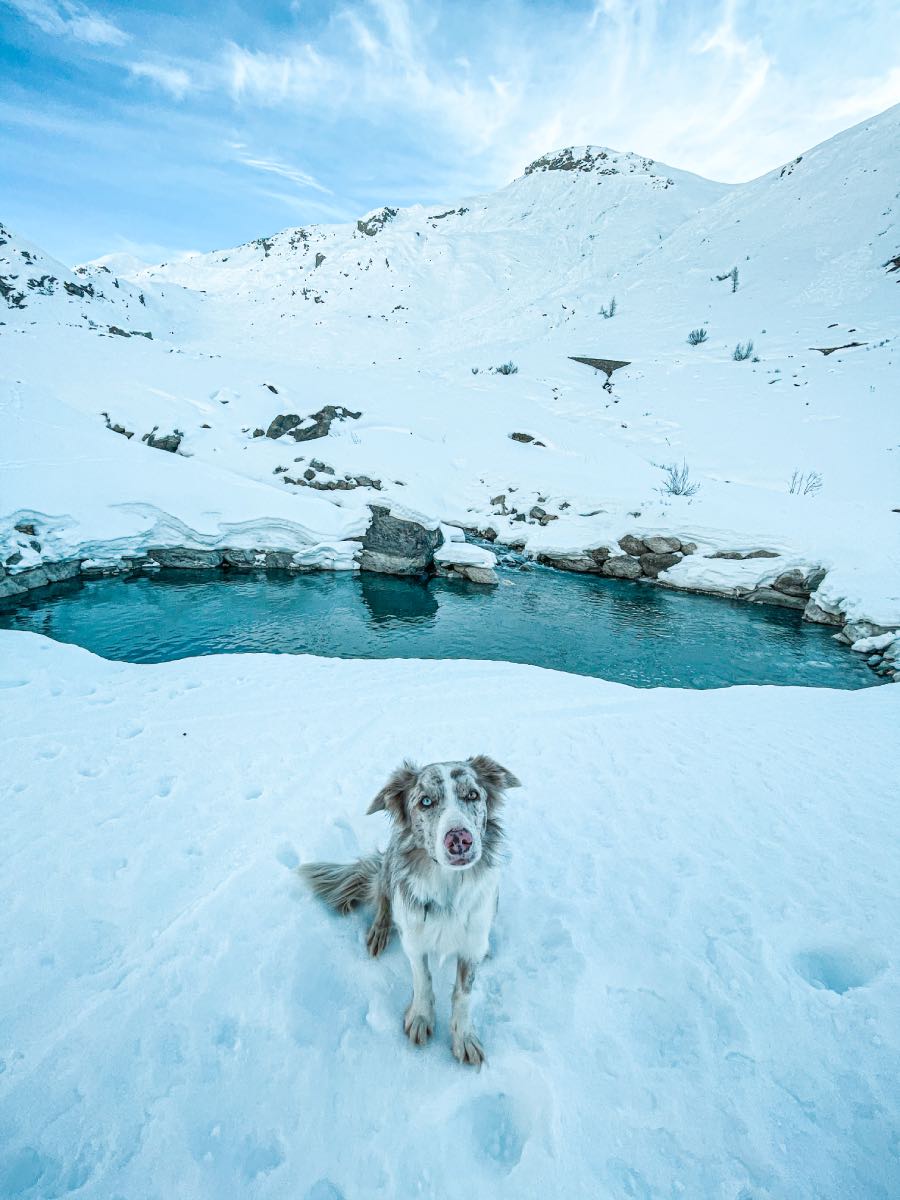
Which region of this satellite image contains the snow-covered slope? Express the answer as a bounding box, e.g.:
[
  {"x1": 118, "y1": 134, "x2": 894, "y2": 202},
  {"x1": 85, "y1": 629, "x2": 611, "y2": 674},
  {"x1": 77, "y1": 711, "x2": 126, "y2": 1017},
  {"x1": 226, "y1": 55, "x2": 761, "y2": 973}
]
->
[
  {"x1": 1, "y1": 633, "x2": 898, "y2": 1198},
  {"x1": 2, "y1": 109, "x2": 899, "y2": 625}
]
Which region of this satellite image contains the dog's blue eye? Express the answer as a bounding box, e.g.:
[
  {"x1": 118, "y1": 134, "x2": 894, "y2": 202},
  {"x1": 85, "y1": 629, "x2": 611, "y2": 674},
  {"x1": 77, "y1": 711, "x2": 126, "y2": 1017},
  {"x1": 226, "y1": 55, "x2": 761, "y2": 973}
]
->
[{"x1": 420, "y1": 796, "x2": 433, "y2": 807}]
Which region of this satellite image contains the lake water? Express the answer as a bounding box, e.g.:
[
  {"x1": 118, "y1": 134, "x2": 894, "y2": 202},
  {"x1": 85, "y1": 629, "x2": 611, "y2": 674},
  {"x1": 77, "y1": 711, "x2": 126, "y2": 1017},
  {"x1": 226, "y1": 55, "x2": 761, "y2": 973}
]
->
[{"x1": 0, "y1": 563, "x2": 878, "y2": 690}]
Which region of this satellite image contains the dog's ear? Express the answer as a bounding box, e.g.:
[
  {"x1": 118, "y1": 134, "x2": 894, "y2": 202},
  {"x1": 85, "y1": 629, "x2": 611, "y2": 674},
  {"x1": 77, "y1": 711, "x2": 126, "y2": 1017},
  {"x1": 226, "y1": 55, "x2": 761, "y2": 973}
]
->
[
  {"x1": 367, "y1": 760, "x2": 419, "y2": 824},
  {"x1": 467, "y1": 754, "x2": 521, "y2": 792}
]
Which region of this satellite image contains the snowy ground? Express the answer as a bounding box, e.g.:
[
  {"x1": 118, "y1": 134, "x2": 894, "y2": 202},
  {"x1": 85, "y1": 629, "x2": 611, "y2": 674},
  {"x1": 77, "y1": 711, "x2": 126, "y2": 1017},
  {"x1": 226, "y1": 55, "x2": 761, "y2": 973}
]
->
[{"x1": 1, "y1": 632, "x2": 899, "y2": 1199}]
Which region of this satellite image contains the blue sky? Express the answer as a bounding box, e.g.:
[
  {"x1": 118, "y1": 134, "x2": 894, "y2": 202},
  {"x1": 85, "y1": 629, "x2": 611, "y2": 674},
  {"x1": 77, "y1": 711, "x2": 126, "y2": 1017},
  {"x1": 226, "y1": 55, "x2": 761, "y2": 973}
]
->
[{"x1": 2, "y1": 0, "x2": 899, "y2": 265}]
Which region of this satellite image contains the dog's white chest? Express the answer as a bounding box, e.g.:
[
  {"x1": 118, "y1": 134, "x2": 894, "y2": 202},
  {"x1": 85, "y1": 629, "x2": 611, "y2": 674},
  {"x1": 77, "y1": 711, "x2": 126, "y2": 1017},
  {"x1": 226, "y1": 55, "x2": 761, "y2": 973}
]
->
[{"x1": 395, "y1": 872, "x2": 498, "y2": 963}]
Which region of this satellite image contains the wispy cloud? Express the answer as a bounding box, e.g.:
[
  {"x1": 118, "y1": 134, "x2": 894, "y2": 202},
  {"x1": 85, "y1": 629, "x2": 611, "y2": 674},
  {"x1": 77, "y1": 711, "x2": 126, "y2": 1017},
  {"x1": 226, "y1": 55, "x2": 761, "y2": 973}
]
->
[
  {"x1": 231, "y1": 146, "x2": 332, "y2": 195},
  {"x1": 3, "y1": 0, "x2": 128, "y2": 46},
  {"x1": 127, "y1": 61, "x2": 192, "y2": 100}
]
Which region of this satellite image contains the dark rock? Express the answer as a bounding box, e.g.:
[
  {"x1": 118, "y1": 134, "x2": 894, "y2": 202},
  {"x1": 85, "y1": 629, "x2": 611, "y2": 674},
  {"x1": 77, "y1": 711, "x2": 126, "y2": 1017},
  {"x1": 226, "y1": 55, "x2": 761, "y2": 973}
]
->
[
  {"x1": 357, "y1": 207, "x2": 398, "y2": 236},
  {"x1": 314, "y1": 253, "x2": 326, "y2": 268},
  {"x1": 5, "y1": 551, "x2": 23, "y2": 566},
  {"x1": 14, "y1": 522, "x2": 36, "y2": 536},
  {"x1": 747, "y1": 586, "x2": 806, "y2": 609},
  {"x1": 142, "y1": 428, "x2": 182, "y2": 453},
  {"x1": 528, "y1": 506, "x2": 558, "y2": 526},
  {"x1": 267, "y1": 405, "x2": 361, "y2": 443},
  {"x1": 359, "y1": 505, "x2": 443, "y2": 575},
  {"x1": 603, "y1": 555, "x2": 642, "y2": 579},
  {"x1": 588, "y1": 546, "x2": 611, "y2": 565},
  {"x1": 709, "y1": 549, "x2": 780, "y2": 560},
  {"x1": 804, "y1": 599, "x2": 843, "y2": 626},
  {"x1": 252, "y1": 428, "x2": 265, "y2": 437},
  {"x1": 149, "y1": 548, "x2": 223, "y2": 570},
  {"x1": 640, "y1": 551, "x2": 682, "y2": 578},
  {"x1": 618, "y1": 534, "x2": 647, "y2": 556},
  {"x1": 680, "y1": 542, "x2": 698, "y2": 555},
  {"x1": 537, "y1": 551, "x2": 601, "y2": 573},
  {"x1": 303, "y1": 468, "x2": 316, "y2": 481},
  {"x1": 772, "y1": 567, "x2": 826, "y2": 597},
  {"x1": 267, "y1": 414, "x2": 301, "y2": 439},
  {"x1": 509, "y1": 432, "x2": 535, "y2": 444}
]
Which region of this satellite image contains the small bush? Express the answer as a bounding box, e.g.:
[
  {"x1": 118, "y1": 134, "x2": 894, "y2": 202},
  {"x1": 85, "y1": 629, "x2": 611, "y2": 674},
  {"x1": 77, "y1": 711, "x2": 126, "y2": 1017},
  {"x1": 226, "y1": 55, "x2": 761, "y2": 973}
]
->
[
  {"x1": 730, "y1": 266, "x2": 739, "y2": 292},
  {"x1": 471, "y1": 366, "x2": 479, "y2": 374},
  {"x1": 789, "y1": 469, "x2": 823, "y2": 496},
  {"x1": 733, "y1": 340, "x2": 754, "y2": 361},
  {"x1": 687, "y1": 328, "x2": 708, "y2": 346},
  {"x1": 493, "y1": 361, "x2": 519, "y2": 375},
  {"x1": 599, "y1": 296, "x2": 617, "y2": 319},
  {"x1": 659, "y1": 461, "x2": 701, "y2": 497}
]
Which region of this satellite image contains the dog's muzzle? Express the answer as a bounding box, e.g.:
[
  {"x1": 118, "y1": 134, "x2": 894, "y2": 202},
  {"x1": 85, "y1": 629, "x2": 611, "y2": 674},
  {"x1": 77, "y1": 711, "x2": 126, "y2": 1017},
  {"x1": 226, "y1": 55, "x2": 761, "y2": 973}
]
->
[{"x1": 443, "y1": 827, "x2": 475, "y2": 866}]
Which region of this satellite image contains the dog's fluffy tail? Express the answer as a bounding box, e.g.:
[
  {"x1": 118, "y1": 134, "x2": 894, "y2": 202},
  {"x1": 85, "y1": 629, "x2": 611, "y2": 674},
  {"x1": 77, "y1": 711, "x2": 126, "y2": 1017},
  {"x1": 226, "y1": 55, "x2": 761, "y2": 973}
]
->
[{"x1": 299, "y1": 853, "x2": 382, "y2": 915}]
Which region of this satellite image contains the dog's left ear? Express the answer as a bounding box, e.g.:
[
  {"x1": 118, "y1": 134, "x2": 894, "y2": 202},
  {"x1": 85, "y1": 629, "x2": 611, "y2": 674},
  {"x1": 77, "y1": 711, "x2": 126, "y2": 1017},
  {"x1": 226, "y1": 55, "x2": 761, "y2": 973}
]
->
[
  {"x1": 366, "y1": 759, "x2": 419, "y2": 825},
  {"x1": 467, "y1": 754, "x2": 521, "y2": 792}
]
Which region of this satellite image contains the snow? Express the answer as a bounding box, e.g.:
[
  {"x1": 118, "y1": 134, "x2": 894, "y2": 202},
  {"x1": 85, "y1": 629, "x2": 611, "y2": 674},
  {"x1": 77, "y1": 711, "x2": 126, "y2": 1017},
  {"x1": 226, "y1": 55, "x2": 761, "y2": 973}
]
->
[
  {"x1": 1, "y1": 631, "x2": 898, "y2": 1198},
  {"x1": 433, "y1": 541, "x2": 497, "y2": 568},
  {"x1": 3, "y1": 109, "x2": 900, "y2": 625}
]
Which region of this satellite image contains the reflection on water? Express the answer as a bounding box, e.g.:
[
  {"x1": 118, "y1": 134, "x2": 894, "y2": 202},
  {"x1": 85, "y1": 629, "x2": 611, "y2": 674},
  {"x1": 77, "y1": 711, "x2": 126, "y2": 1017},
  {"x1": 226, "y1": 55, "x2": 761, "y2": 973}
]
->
[{"x1": 0, "y1": 564, "x2": 880, "y2": 690}]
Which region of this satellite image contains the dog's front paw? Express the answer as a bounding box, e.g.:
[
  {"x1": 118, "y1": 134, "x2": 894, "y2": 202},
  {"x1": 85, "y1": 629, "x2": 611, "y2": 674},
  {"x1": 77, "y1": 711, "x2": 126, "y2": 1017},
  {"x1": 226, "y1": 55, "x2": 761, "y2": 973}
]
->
[
  {"x1": 451, "y1": 1029, "x2": 485, "y2": 1067},
  {"x1": 366, "y1": 920, "x2": 391, "y2": 958},
  {"x1": 404, "y1": 1006, "x2": 434, "y2": 1046}
]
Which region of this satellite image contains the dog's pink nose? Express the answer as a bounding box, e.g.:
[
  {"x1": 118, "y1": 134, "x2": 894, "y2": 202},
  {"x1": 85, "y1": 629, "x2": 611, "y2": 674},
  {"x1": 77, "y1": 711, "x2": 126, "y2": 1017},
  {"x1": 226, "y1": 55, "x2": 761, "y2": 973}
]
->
[{"x1": 444, "y1": 828, "x2": 474, "y2": 856}]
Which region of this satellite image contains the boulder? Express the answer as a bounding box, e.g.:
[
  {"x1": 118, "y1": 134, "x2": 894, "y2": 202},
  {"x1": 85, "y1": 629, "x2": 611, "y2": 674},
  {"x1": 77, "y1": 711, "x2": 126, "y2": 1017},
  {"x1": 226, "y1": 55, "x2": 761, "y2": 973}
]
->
[
  {"x1": 436, "y1": 563, "x2": 499, "y2": 586},
  {"x1": 772, "y1": 567, "x2": 826, "y2": 597},
  {"x1": 359, "y1": 505, "x2": 443, "y2": 576},
  {"x1": 640, "y1": 550, "x2": 682, "y2": 578},
  {"x1": 804, "y1": 599, "x2": 843, "y2": 626},
  {"x1": 588, "y1": 546, "x2": 611, "y2": 565},
  {"x1": 536, "y1": 552, "x2": 601, "y2": 573},
  {"x1": 643, "y1": 535, "x2": 682, "y2": 554},
  {"x1": 709, "y1": 549, "x2": 779, "y2": 560},
  {"x1": 142, "y1": 429, "x2": 182, "y2": 453},
  {"x1": 746, "y1": 586, "x2": 806, "y2": 610},
  {"x1": 618, "y1": 534, "x2": 646, "y2": 556},
  {"x1": 680, "y1": 542, "x2": 698, "y2": 555},
  {"x1": 529, "y1": 506, "x2": 558, "y2": 526},
  {"x1": 14, "y1": 522, "x2": 36, "y2": 536},
  {"x1": 149, "y1": 548, "x2": 223, "y2": 570},
  {"x1": 266, "y1": 413, "x2": 302, "y2": 439},
  {"x1": 602, "y1": 555, "x2": 642, "y2": 579}
]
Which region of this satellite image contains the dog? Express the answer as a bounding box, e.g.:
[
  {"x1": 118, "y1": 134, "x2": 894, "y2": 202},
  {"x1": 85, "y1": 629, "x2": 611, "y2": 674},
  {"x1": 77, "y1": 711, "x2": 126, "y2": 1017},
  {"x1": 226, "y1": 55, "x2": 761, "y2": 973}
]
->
[{"x1": 300, "y1": 755, "x2": 520, "y2": 1065}]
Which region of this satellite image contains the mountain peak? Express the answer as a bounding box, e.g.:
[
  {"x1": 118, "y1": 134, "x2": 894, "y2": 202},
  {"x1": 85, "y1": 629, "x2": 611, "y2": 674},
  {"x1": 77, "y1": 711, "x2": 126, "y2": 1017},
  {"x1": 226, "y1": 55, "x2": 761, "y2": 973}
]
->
[{"x1": 524, "y1": 145, "x2": 664, "y2": 179}]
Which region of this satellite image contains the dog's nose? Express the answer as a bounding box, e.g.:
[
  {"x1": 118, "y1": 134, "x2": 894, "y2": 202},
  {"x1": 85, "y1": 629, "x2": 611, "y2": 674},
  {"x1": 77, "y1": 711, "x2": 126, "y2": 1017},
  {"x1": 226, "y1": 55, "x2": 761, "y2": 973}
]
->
[{"x1": 444, "y1": 827, "x2": 474, "y2": 856}]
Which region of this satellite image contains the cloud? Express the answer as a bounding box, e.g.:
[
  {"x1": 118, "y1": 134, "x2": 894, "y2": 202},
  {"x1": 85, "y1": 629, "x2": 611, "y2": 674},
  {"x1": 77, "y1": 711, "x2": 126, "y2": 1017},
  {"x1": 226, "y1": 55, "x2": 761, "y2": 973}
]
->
[
  {"x1": 231, "y1": 148, "x2": 333, "y2": 196},
  {"x1": 3, "y1": 0, "x2": 128, "y2": 46},
  {"x1": 128, "y1": 61, "x2": 192, "y2": 100}
]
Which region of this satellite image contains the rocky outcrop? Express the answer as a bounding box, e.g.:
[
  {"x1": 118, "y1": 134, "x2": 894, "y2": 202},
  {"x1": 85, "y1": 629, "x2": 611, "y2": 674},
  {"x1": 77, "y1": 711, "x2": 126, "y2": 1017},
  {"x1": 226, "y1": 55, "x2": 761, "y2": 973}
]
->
[
  {"x1": 356, "y1": 208, "x2": 398, "y2": 237},
  {"x1": 358, "y1": 506, "x2": 443, "y2": 576},
  {"x1": 142, "y1": 428, "x2": 183, "y2": 453},
  {"x1": 265, "y1": 406, "x2": 361, "y2": 442}
]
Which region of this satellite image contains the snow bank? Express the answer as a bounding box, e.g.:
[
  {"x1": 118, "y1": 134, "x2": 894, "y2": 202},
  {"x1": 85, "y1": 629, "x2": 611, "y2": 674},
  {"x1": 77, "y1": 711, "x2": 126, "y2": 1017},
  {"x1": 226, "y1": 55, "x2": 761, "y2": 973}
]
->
[{"x1": 1, "y1": 632, "x2": 898, "y2": 1199}]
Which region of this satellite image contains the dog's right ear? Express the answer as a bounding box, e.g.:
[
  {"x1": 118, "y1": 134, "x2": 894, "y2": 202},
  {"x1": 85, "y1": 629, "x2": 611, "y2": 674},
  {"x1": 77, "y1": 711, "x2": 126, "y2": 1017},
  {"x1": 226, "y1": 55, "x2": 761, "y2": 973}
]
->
[{"x1": 366, "y1": 760, "x2": 419, "y2": 825}]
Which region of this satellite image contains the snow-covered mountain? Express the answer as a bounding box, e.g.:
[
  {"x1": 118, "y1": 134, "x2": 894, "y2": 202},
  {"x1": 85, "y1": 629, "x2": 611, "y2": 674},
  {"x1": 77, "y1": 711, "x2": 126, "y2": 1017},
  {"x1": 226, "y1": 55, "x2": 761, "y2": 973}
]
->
[{"x1": 2, "y1": 106, "x2": 899, "y2": 625}]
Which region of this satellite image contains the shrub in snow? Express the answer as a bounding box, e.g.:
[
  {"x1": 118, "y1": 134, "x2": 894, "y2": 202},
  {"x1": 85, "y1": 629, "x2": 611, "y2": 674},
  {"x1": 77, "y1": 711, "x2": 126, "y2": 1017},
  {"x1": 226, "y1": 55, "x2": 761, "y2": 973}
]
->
[
  {"x1": 733, "y1": 340, "x2": 754, "y2": 360},
  {"x1": 687, "y1": 328, "x2": 708, "y2": 345},
  {"x1": 789, "y1": 469, "x2": 823, "y2": 496},
  {"x1": 599, "y1": 296, "x2": 617, "y2": 319},
  {"x1": 730, "y1": 266, "x2": 739, "y2": 292},
  {"x1": 493, "y1": 361, "x2": 519, "y2": 375},
  {"x1": 659, "y1": 461, "x2": 701, "y2": 497}
]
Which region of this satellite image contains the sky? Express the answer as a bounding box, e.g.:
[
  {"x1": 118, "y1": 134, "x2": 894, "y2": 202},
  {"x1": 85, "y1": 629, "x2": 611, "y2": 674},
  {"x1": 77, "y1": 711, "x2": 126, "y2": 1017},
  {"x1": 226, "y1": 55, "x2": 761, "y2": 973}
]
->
[{"x1": 2, "y1": 0, "x2": 899, "y2": 266}]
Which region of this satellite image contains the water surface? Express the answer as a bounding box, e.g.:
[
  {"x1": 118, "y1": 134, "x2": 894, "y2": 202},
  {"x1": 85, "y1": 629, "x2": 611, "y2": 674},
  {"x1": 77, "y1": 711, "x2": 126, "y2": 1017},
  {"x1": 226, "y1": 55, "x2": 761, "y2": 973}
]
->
[{"x1": 0, "y1": 565, "x2": 877, "y2": 689}]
